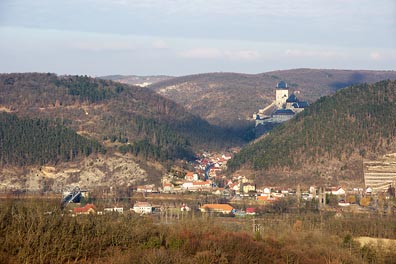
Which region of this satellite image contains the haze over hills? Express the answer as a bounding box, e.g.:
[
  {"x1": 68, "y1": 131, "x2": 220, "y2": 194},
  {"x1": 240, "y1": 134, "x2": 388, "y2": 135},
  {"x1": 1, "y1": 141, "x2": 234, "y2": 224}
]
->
[
  {"x1": 100, "y1": 75, "x2": 174, "y2": 87},
  {"x1": 228, "y1": 80, "x2": 396, "y2": 187},
  {"x1": 148, "y1": 69, "x2": 396, "y2": 127}
]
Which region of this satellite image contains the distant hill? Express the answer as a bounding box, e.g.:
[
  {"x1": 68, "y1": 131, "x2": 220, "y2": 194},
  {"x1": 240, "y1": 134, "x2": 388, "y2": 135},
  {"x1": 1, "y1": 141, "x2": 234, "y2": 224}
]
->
[
  {"x1": 228, "y1": 80, "x2": 396, "y2": 187},
  {"x1": 100, "y1": 75, "x2": 174, "y2": 87},
  {"x1": 149, "y1": 69, "x2": 396, "y2": 127}
]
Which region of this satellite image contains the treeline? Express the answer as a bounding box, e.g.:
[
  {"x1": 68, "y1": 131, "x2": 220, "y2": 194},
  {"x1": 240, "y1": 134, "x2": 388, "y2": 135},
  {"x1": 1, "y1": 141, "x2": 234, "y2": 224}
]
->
[
  {"x1": 0, "y1": 73, "x2": 129, "y2": 108},
  {"x1": 54, "y1": 75, "x2": 125, "y2": 102},
  {"x1": 0, "y1": 113, "x2": 105, "y2": 166},
  {"x1": 229, "y1": 80, "x2": 396, "y2": 172}
]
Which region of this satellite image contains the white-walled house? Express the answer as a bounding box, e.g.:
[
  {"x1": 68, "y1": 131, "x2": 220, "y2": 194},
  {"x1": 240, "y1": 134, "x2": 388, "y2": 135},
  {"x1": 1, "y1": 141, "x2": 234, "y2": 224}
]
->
[
  {"x1": 331, "y1": 187, "x2": 346, "y2": 196},
  {"x1": 182, "y1": 182, "x2": 194, "y2": 189},
  {"x1": 162, "y1": 183, "x2": 174, "y2": 193},
  {"x1": 132, "y1": 202, "x2": 152, "y2": 214},
  {"x1": 182, "y1": 181, "x2": 212, "y2": 192},
  {"x1": 104, "y1": 207, "x2": 124, "y2": 213}
]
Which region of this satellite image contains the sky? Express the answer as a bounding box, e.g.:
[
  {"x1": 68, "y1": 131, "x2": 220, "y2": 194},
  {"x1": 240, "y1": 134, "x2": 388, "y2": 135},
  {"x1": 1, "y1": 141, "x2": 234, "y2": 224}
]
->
[{"x1": 0, "y1": 0, "x2": 395, "y2": 76}]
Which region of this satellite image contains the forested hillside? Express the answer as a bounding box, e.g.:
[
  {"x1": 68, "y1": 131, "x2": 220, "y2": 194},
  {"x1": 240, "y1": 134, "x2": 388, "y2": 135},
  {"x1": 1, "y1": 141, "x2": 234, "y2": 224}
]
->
[
  {"x1": 0, "y1": 73, "x2": 244, "y2": 165},
  {"x1": 228, "y1": 80, "x2": 396, "y2": 185},
  {"x1": 0, "y1": 113, "x2": 104, "y2": 166}
]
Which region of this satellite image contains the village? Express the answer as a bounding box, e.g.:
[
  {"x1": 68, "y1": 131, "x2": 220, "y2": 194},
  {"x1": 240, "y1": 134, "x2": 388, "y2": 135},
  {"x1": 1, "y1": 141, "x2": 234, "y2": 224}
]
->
[{"x1": 68, "y1": 150, "x2": 396, "y2": 218}]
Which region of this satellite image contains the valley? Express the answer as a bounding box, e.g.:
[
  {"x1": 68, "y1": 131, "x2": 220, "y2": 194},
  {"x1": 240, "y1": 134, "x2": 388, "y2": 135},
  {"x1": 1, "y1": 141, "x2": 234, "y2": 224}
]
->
[{"x1": 2, "y1": 71, "x2": 396, "y2": 192}]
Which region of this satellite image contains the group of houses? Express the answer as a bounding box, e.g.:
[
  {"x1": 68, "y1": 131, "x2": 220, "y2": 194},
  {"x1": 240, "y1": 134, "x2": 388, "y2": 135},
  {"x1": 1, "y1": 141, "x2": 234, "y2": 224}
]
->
[
  {"x1": 70, "y1": 183, "x2": 392, "y2": 216},
  {"x1": 153, "y1": 151, "x2": 263, "y2": 196},
  {"x1": 71, "y1": 201, "x2": 237, "y2": 216}
]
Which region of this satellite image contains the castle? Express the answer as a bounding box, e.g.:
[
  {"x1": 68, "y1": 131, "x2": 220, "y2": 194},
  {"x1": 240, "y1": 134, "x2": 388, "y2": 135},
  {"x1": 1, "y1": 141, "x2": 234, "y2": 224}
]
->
[{"x1": 254, "y1": 81, "x2": 308, "y2": 128}]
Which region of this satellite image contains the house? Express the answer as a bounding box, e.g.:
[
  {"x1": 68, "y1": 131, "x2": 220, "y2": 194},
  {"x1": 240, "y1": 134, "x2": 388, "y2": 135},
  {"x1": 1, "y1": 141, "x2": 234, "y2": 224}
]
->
[
  {"x1": 273, "y1": 192, "x2": 284, "y2": 198},
  {"x1": 222, "y1": 154, "x2": 232, "y2": 160},
  {"x1": 104, "y1": 207, "x2": 124, "y2": 213},
  {"x1": 331, "y1": 187, "x2": 346, "y2": 196},
  {"x1": 234, "y1": 210, "x2": 247, "y2": 217},
  {"x1": 246, "y1": 207, "x2": 256, "y2": 215},
  {"x1": 136, "y1": 184, "x2": 157, "y2": 193},
  {"x1": 257, "y1": 196, "x2": 277, "y2": 202},
  {"x1": 213, "y1": 188, "x2": 224, "y2": 196},
  {"x1": 242, "y1": 183, "x2": 256, "y2": 194},
  {"x1": 230, "y1": 183, "x2": 240, "y2": 193},
  {"x1": 261, "y1": 187, "x2": 271, "y2": 196},
  {"x1": 338, "y1": 201, "x2": 350, "y2": 207},
  {"x1": 213, "y1": 188, "x2": 231, "y2": 196},
  {"x1": 132, "y1": 201, "x2": 152, "y2": 214},
  {"x1": 185, "y1": 171, "x2": 198, "y2": 181},
  {"x1": 281, "y1": 188, "x2": 290, "y2": 195},
  {"x1": 209, "y1": 167, "x2": 222, "y2": 177},
  {"x1": 182, "y1": 181, "x2": 212, "y2": 192},
  {"x1": 73, "y1": 204, "x2": 96, "y2": 215},
  {"x1": 182, "y1": 182, "x2": 193, "y2": 190},
  {"x1": 198, "y1": 159, "x2": 210, "y2": 170},
  {"x1": 181, "y1": 203, "x2": 190, "y2": 211},
  {"x1": 236, "y1": 175, "x2": 249, "y2": 184},
  {"x1": 193, "y1": 181, "x2": 212, "y2": 189},
  {"x1": 162, "y1": 183, "x2": 174, "y2": 193},
  {"x1": 200, "y1": 204, "x2": 234, "y2": 214}
]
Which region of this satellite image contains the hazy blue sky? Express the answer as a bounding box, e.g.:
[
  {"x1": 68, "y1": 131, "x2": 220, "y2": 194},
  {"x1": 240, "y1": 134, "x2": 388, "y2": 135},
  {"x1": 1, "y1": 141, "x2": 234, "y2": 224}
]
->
[{"x1": 0, "y1": 0, "x2": 395, "y2": 76}]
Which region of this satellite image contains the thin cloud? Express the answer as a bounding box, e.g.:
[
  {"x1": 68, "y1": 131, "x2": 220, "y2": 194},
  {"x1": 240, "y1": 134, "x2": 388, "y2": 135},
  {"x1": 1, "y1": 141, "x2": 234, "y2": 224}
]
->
[
  {"x1": 179, "y1": 48, "x2": 261, "y2": 60},
  {"x1": 285, "y1": 48, "x2": 346, "y2": 59},
  {"x1": 152, "y1": 39, "x2": 168, "y2": 49},
  {"x1": 227, "y1": 50, "x2": 261, "y2": 60},
  {"x1": 179, "y1": 48, "x2": 223, "y2": 59},
  {"x1": 71, "y1": 40, "x2": 136, "y2": 52},
  {"x1": 369, "y1": 51, "x2": 381, "y2": 61}
]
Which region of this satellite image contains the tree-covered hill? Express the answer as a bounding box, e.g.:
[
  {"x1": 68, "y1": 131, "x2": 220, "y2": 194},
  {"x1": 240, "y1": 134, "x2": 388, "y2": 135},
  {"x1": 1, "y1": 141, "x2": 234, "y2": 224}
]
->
[
  {"x1": 228, "y1": 80, "x2": 396, "y2": 186},
  {"x1": 0, "y1": 73, "x2": 244, "y2": 165},
  {"x1": 0, "y1": 112, "x2": 104, "y2": 166}
]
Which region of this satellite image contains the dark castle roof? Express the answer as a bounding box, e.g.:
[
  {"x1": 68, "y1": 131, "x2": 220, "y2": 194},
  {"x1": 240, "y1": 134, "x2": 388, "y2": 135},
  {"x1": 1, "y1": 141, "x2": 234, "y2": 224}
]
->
[
  {"x1": 276, "y1": 81, "x2": 288, "y2": 89},
  {"x1": 296, "y1": 101, "x2": 309, "y2": 108},
  {"x1": 287, "y1": 93, "x2": 309, "y2": 108},
  {"x1": 286, "y1": 94, "x2": 298, "y2": 103},
  {"x1": 273, "y1": 109, "x2": 295, "y2": 116}
]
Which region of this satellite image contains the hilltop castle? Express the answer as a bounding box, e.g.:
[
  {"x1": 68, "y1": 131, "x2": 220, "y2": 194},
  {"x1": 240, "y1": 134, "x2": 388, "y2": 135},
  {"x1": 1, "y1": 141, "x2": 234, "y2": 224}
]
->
[{"x1": 254, "y1": 81, "x2": 308, "y2": 130}]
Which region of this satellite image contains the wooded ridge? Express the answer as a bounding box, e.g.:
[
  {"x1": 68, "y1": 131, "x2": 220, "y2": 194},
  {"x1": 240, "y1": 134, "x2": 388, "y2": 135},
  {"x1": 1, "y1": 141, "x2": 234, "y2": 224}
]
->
[
  {"x1": 0, "y1": 73, "x2": 245, "y2": 167},
  {"x1": 228, "y1": 80, "x2": 396, "y2": 185}
]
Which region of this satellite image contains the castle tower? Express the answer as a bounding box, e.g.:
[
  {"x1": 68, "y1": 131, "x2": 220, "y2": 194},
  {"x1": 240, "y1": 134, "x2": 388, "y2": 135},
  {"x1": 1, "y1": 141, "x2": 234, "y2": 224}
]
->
[{"x1": 275, "y1": 81, "x2": 289, "y2": 109}]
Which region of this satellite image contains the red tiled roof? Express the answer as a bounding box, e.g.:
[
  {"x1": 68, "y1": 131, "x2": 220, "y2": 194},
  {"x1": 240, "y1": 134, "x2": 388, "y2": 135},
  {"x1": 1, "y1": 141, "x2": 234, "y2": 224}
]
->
[
  {"x1": 246, "y1": 208, "x2": 256, "y2": 213},
  {"x1": 257, "y1": 196, "x2": 277, "y2": 202},
  {"x1": 200, "y1": 204, "x2": 233, "y2": 212},
  {"x1": 134, "y1": 202, "x2": 152, "y2": 207},
  {"x1": 73, "y1": 204, "x2": 96, "y2": 213},
  {"x1": 193, "y1": 181, "x2": 211, "y2": 186}
]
